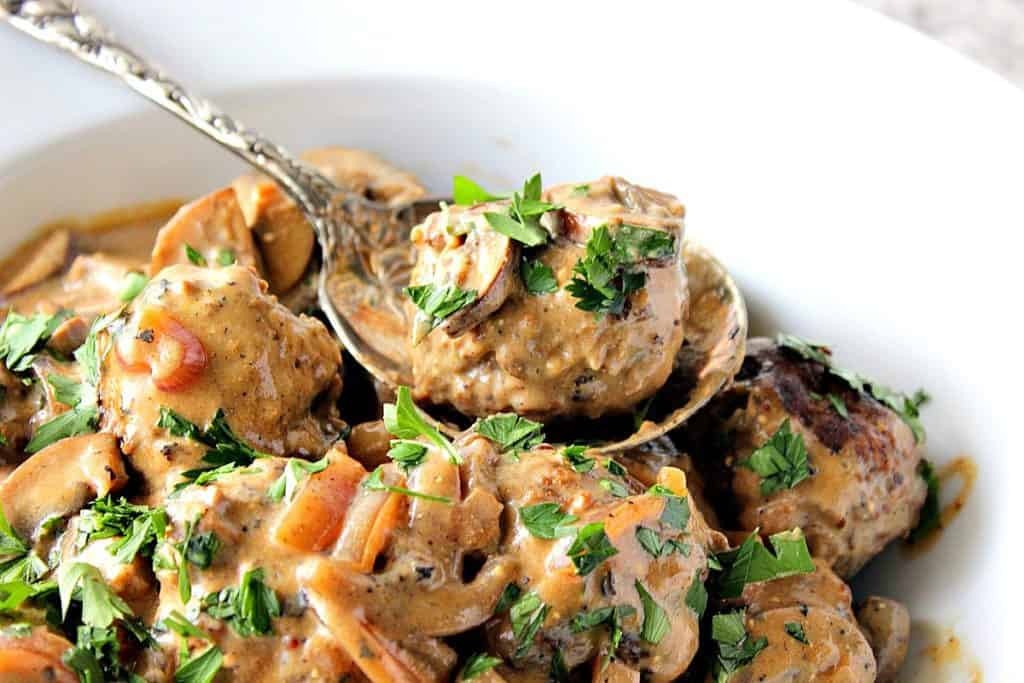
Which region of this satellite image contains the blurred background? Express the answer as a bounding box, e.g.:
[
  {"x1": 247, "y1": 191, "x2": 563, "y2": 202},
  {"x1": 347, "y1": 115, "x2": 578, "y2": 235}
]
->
[{"x1": 859, "y1": 0, "x2": 1024, "y2": 86}]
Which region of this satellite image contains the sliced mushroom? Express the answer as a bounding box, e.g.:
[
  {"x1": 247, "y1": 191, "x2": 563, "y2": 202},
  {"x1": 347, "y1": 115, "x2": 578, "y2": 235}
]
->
[
  {"x1": 1, "y1": 229, "x2": 71, "y2": 296},
  {"x1": 0, "y1": 433, "x2": 128, "y2": 541},
  {"x1": 149, "y1": 187, "x2": 260, "y2": 276},
  {"x1": 408, "y1": 207, "x2": 520, "y2": 343},
  {"x1": 857, "y1": 596, "x2": 911, "y2": 683}
]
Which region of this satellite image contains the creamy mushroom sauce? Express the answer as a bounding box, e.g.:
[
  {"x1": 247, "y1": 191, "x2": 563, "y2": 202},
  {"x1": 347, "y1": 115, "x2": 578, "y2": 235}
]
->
[{"x1": 0, "y1": 149, "x2": 948, "y2": 682}]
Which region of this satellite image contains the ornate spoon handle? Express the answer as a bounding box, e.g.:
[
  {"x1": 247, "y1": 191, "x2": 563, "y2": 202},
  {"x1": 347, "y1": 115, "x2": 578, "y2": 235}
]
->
[{"x1": 1, "y1": 0, "x2": 339, "y2": 225}]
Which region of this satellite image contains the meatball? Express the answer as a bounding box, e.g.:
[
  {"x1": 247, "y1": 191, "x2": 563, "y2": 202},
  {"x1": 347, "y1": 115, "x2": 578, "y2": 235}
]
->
[
  {"x1": 98, "y1": 264, "x2": 343, "y2": 496},
  {"x1": 408, "y1": 176, "x2": 687, "y2": 420},
  {"x1": 682, "y1": 337, "x2": 926, "y2": 577},
  {"x1": 724, "y1": 559, "x2": 877, "y2": 682},
  {"x1": 856, "y1": 596, "x2": 911, "y2": 683}
]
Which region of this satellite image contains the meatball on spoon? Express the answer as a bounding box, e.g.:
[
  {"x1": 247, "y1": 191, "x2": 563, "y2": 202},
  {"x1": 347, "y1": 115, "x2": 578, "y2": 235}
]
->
[{"x1": 2, "y1": 1, "x2": 746, "y2": 449}]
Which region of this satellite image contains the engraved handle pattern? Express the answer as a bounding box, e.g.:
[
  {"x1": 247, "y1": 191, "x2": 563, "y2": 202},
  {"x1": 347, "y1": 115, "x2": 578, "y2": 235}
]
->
[{"x1": 1, "y1": 0, "x2": 340, "y2": 229}]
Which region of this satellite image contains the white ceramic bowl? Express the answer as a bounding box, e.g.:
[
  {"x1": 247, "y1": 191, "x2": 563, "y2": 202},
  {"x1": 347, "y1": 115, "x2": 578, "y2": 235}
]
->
[{"x1": 2, "y1": 1, "x2": 1021, "y2": 679}]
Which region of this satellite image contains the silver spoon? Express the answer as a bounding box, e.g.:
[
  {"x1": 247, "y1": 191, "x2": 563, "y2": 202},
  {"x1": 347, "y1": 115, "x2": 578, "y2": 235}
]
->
[{"x1": 1, "y1": 0, "x2": 748, "y2": 452}]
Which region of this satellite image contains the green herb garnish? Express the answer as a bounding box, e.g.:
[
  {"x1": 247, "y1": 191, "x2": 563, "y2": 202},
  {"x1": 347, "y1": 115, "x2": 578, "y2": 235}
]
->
[
  {"x1": 684, "y1": 572, "x2": 708, "y2": 618},
  {"x1": 567, "y1": 522, "x2": 618, "y2": 576},
  {"x1": 200, "y1": 567, "x2": 280, "y2": 637},
  {"x1": 635, "y1": 579, "x2": 670, "y2": 644},
  {"x1": 785, "y1": 621, "x2": 808, "y2": 644},
  {"x1": 0, "y1": 309, "x2": 69, "y2": 373},
  {"x1": 404, "y1": 284, "x2": 477, "y2": 331},
  {"x1": 159, "y1": 407, "x2": 271, "y2": 491},
  {"x1": 711, "y1": 609, "x2": 768, "y2": 681},
  {"x1": 522, "y1": 258, "x2": 557, "y2": 295},
  {"x1": 908, "y1": 459, "x2": 941, "y2": 543},
  {"x1": 216, "y1": 249, "x2": 236, "y2": 266},
  {"x1": 459, "y1": 652, "x2": 502, "y2": 680},
  {"x1": 482, "y1": 173, "x2": 558, "y2": 247},
  {"x1": 452, "y1": 176, "x2": 508, "y2": 206},
  {"x1": 268, "y1": 455, "x2": 330, "y2": 503},
  {"x1": 184, "y1": 245, "x2": 207, "y2": 266},
  {"x1": 562, "y1": 444, "x2": 594, "y2": 473},
  {"x1": 386, "y1": 440, "x2": 429, "y2": 473},
  {"x1": 509, "y1": 591, "x2": 549, "y2": 658},
  {"x1": 519, "y1": 503, "x2": 577, "y2": 540},
  {"x1": 475, "y1": 413, "x2": 545, "y2": 455},
  {"x1": 713, "y1": 528, "x2": 815, "y2": 599},
  {"x1": 383, "y1": 386, "x2": 460, "y2": 465},
  {"x1": 118, "y1": 272, "x2": 149, "y2": 302},
  {"x1": 738, "y1": 419, "x2": 811, "y2": 496},
  {"x1": 362, "y1": 466, "x2": 454, "y2": 505},
  {"x1": 599, "y1": 479, "x2": 628, "y2": 498}
]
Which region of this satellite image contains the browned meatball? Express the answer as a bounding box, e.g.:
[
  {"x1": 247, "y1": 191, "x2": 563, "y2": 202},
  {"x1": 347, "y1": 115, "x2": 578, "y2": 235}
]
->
[
  {"x1": 408, "y1": 176, "x2": 687, "y2": 421},
  {"x1": 682, "y1": 337, "x2": 927, "y2": 577},
  {"x1": 97, "y1": 264, "x2": 343, "y2": 497},
  {"x1": 724, "y1": 559, "x2": 877, "y2": 682}
]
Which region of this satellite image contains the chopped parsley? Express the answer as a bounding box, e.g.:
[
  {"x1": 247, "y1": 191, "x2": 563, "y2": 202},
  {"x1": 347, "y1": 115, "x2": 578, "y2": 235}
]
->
[
  {"x1": 483, "y1": 173, "x2": 559, "y2": 247},
  {"x1": 714, "y1": 528, "x2": 815, "y2": 599},
  {"x1": 0, "y1": 505, "x2": 47, "y2": 586},
  {"x1": 64, "y1": 624, "x2": 147, "y2": 683},
  {"x1": 570, "y1": 604, "x2": 636, "y2": 634},
  {"x1": 635, "y1": 579, "x2": 670, "y2": 644},
  {"x1": 785, "y1": 621, "x2": 808, "y2": 644},
  {"x1": 452, "y1": 175, "x2": 508, "y2": 206},
  {"x1": 908, "y1": 459, "x2": 941, "y2": 543},
  {"x1": 521, "y1": 257, "x2": 558, "y2": 295},
  {"x1": 159, "y1": 407, "x2": 271, "y2": 491},
  {"x1": 25, "y1": 405, "x2": 98, "y2": 454},
  {"x1": 267, "y1": 455, "x2": 330, "y2": 503},
  {"x1": 384, "y1": 386, "x2": 460, "y2": 465},
  {"x1": 649, "y1": 485, "x2": 691, "y2": 530},
  {"x1": 562, "y1": 444, "x2": 594, "y2": 473},
  {"x1": 738, "y1": 419, "x2": 811, "y2": 496},
  {"x1": 549, "y1": 649, "x2": 569, "y2": 682},
  {"x1": 200, "y1": 567, "x2": 280, "y2": 636},
  {"x1": 404, "y1": 283, "x2": 477, "y2": 332},
  {"x1": 635, "y1": 526, "x2": 689, "y2": 559},
  {"x1": 566, "y1": 225, "x2": 676, "y2": 317},
  {"x1": 459, "y1": 652, "x2": 502, "y2": 680},
  {"x1": 216, "y1": 248, "x2": 236, "y2": 266},
  {"x1": 509, "y1": 591, "x2": 549, "y2": 658},
  {"x1": 182, "y1": 530, "x2": 220, "y2": 570},
  {"x1": 519, "y1": 503, "x2": 578, "y2": 540},
  {"x1": 567, "y1": 522, "x2": 618, "y2": 576},
  {"x1": 684, "y1": 572, "x2": 708, "y2": 618},
  {"x1": 118, "y1": 272, "x2": 149, "y2": 302},
  {"x1": 77, "y1": 497, "x2": 168, "y2": 564},
  {"x1": 475, "y1": 413, "x2": 545, "y2": 455},
  {"x1": 48, "y1": 374, "x2": 83, "y2": 406},
  {"x1": 386, "y1": 440, "x2": 429, "y2": 473},
  {"x1": 604, "y1": 458, "x2": 627, "y2": 477},
  {"x1": 571, "y1": 184, "x2": 590, "y2": 196},
  {"x1": 0, "y1": 309, "x2": 69, "y2": 373},
  {"x1": 826, "y1": 393, "x2": 849, "y2": 419},
  {"x1": 711, "y1": 610, "x2": 768, "y2": 682},
  {"x1": 174, "y1": 645, "x2": 223, "y2": 683},
  {"x1": 58, "y1": 563, "x2": 132, "y2": 628},
  {"x1": 184, "y1": 245, "x2": 207, "y2": 266},
  {"x1": 362, "y1": 465, "x2": 454, "y2": 505},
  {"x1": 599, "y1": 479, "x2": 628, "y2": 498},
  {"x1": 493, "y1": 583, "x2": 522, "y2": 615}
]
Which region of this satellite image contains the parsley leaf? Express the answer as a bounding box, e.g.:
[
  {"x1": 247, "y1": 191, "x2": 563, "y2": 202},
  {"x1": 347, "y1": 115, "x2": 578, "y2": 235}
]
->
[
  {"x1": 386, "y1": 440, "x2": 429, "y2": 472},
  {"x1": 160, "y1": 609, "x2": 210, "y2": 640},
  {"x1": 452, "y1": 176, "x2": 508, "y2": 206},
  {"x1": 567, "y1": 522, "x2": 618, "y2": 576},
  {"x1": 570, "y1": 604, "x2": 636, "y2": 633},
  {"x1": 200, "y1": 567, "x2": 280, "y2": 637},
  {"x1": 48, "y1": 374, "x2": 83, "y2": 406},
  {"x1": 635, "y1": 579, "x2": 670, "y2": 644},
  {"x1": 404, "y1": 283, "x2": 477, "y2": 331},
  {"x1": 0, "y1": 309, "x2": 69, "y2": 373},
  {"x1": 216, "y1": 249, "x2": 236, "y2": 266},
  {"x1": 185, "y1": 245, "x2": 207, "y2": 266},
  {"x1": 636, "y1": 527, "x2": 664, "y2": 558},
  {"x1": 785, "y1": 621, "x2": 808, "y2": 644},
  {"x1": 599, "y1": 479, "x2": 628, "y2": 498},
  {"x1": 519, "y1": 503, "x2": 577, "y2": 539},
  {"x1": 362, "y1": 466, "x2": 454, "y2": 505},
  {"x1": 183, "y1": 531, "x2": 220, "y2": 570},
  {"x1": 63, "y1": 625, "x2": 145, "y2": 683},
  {"x1": 482, "y1": 173, "x2": 558, "y2": 247},
  {"x1": 175, "y1": 645, "x2": 223, "y2": 683},
  {"x1": 475, "y1": 413, "x2": 545, "y2": 455},
  {"x1": 776, "y1": 333, "x2": 831, "y2": 365},
  {"x1": 562, "y1": 444, "x2": 594, "y2": 473},
  {"x1": 59, "y1": 563, "x2": 132, "y2": 627},
  {"x1": 459, "y1": 652, "x2": 502, "y2": 680},
  {"x1": 118, "y1": 272, "x2": 149, "y2": 302},
  {"x1": 0, "y1": 504, "x2": 29, "y2": 561},
  {"x1": 711, "y1": 610, "x2": 768, "y2": 681},
  {"x1": 25, "y1": 405, "x2": 98, "y2": 454},
  {"x1": 611, "y1": 225, "x2": 677, "y2": 263},
  {"x1": 267, "y1": 455, "x2": 329, "y2": 503},
  {"x1": 78, "y1": 497, "x2": 167, "y2": 565},
  {"x1": 714, "y1": 528, "x2": 815, "y2": 599},
  {"x1": 826, "y1": 393, "x2": 849, "y2": 419},
  {"x1": 649, "y1": 486, "x2": 691, "y2": 530},
  {"x1": 509, "y1": 591, "x2": 549, "y2": 658},
  {"x1": 384, "y1": 386, "x2": 460, "y2": 464},
  {"x1": 738, "y1": 420, "x2": 811, "y2": 496},
  {"x1": 549, "y1": 649, "x2": 569, "y2": 683},
  {"x1": 571, "y1": 184, "x2": 590, "y2": 196},
  {"x1": 908, "y1": 459, "x2": 941, "y2": 543},
  {"x1": 159, "y1": 407, "x2": 271, "y2": 490},
  {"x1": 684, "y1": 573, "x2": 708, "y2": 618},
  {"x1": 521, "y1": 258, "x2": 557, "y2": 295},
  {"x1": 493, "y1": 583, "x2": 521, "y2": 615}
]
